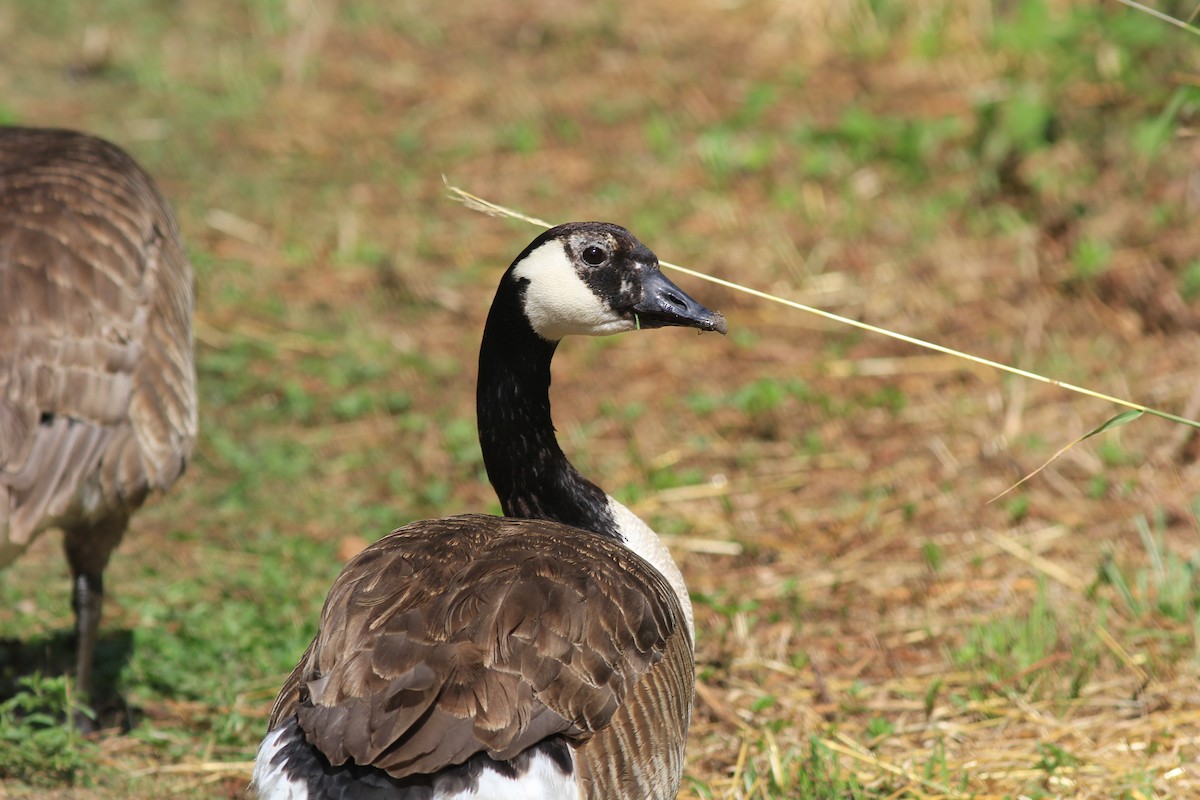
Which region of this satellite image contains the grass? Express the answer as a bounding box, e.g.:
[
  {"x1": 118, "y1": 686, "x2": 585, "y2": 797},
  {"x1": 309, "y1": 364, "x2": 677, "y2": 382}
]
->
[
  {"x1": 0, "y1": 675, "x2": 96, "y2": 787},
  {"x1": 1, "y1": 0, "x2": 1199, "y2": 797}
]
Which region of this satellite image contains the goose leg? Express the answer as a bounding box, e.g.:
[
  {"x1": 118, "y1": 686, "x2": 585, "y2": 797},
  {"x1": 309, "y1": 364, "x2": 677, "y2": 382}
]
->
[
  {"x1": 70, "y1": 569, "x2": 103, "y2": 720},
  {"x1": 63, "y1": 516, "x2": 127, "y2": 731}
]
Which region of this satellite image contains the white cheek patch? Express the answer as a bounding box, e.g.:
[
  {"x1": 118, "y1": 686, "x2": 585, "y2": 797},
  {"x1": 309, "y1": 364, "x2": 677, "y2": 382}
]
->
[{"x1": 513, "y1": 241, "x2": 637, "y2": 341}]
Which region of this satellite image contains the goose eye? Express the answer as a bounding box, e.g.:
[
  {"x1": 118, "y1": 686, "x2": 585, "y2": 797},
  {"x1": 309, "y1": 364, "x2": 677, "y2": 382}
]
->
[{"x1": 581, "y1": 245, "x2": 607, "y2": 266}]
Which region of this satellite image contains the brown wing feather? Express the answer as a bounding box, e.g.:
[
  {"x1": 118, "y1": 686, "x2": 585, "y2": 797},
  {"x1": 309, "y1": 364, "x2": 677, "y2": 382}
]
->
[
  {"x1": 576, "y1": 627, "x2": 695, "y2": 799},
  {"x1": 0, "y1": 128, "x2": 196, "y2": 550},
  {"x1": 268, "y1": 513, "x2": 687, "y2": 780}
]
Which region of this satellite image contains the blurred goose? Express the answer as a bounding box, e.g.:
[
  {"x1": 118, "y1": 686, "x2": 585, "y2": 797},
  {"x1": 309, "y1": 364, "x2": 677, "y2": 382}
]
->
[
  {"x1": 0, "y1": 127, "x2": 197, "y2": 718},
  {"x1": 253, "y1": 222, "x2": 726, "y2": 799}
]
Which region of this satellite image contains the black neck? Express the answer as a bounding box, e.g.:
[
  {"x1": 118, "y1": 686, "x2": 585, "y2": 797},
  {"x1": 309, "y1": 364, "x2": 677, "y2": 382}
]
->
[{"x1": 476, "y1": 279, "x2": 618, "y2": 540}]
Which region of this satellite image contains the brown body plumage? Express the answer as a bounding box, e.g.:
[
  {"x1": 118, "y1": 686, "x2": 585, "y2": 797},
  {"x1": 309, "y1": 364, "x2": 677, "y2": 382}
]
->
[
  {"x1": 267, "y1": 515, "x2": 693, "y2": 799},
  {"x1": 0, "y1": 127, "x2": 197, "y2": 711}
]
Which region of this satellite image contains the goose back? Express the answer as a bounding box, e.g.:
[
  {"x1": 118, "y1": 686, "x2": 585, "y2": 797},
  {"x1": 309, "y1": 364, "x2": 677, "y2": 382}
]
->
[
  {"x1": 0, "y1": 127, "x2": 197, "y2": 560},
  {"x1": 261, "y1": 515, "x2": 694, "y2": 799}
]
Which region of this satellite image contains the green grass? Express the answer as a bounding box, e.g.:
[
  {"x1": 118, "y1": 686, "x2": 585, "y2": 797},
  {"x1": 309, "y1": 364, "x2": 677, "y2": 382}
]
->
[
  {"x1": 0, "y1": 675, "x2": 97, "y2": 786},
  {"x1": 1097, "y1": 512, "x2": 1200, "y2": 645},
  {"x1": 951, "y1": 580, "x2": 1095, "y2": 699}
]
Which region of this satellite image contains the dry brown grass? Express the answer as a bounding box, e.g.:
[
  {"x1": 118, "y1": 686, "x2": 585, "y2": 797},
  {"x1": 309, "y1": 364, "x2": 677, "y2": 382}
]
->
[{"x1": 1, "y1": 1, "x2": 1199, "y2": 797}]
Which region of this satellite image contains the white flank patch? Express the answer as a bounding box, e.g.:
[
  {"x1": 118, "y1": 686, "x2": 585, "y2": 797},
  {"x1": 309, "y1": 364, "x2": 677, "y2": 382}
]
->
[
  {"x1": 250, "y1": 726, "x2": 310, "y2": 800},
  {"x1": 607, "y1": 496, "x2": 695, "y2": 643},
  {"x1": 250, "y1": 724, "x2": 577, "y2": 800},
  {"x1": 513, "y1": 240, "x2": 635, "y2": 341},
  {"x1": 440, "y1": 749, "x2": 580, "y2": 800}
]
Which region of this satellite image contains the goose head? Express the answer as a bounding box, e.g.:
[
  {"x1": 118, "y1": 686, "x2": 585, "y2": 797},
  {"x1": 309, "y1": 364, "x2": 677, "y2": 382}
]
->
[
  {"x1": 477, "y1": 221, "x2": 725, "y2": 585},
  {"x1": 508, "y1": 222, "x2": 727, "y2": 342}
]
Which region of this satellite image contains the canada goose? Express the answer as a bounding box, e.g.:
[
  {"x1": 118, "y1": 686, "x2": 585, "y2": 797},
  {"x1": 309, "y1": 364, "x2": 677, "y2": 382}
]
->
[
  {"x1": 253, "y1": 222, "x2": 726, "y2": 799},
  {"x1": 0, "y1": 127, "x2": 197, "y2": 721}
]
